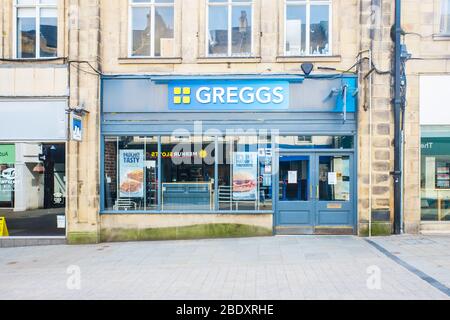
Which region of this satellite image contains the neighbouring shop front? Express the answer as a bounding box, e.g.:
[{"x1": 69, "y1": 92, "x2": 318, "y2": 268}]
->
[
  {"x1": 100, "y1": 75, "x2": 358, "y2": 240},
  {"x1": 0, "y1": 99, "x2": 67, "y2": 237},
  {"x1": 420, "y1": 75, "x2": 450, "y2": 230}
]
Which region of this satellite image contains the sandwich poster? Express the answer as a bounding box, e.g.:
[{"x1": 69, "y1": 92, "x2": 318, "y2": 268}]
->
[
  {"x1": 119, "y1": 150, "x2": 144, "y2": 198},
  {"x1": 233, "y1": 152, "x2": 258, "y2": 201}
]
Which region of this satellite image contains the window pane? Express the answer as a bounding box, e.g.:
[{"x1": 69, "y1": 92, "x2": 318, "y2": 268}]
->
[
  {"x1": 161, "y1": 136, "x2": 215, "y2": 211},
  {"x1": 310, "y1": 5, "x2": 330, "y2": 55},
  {"x1": 145, "y1": 137, "x2": 159, "y2": 210},
  {"x1": 318, "y1": 156, "x2": 350, "y2": 202},
  {"x1": 154, "y1": 6, "x2": 174, "y2": 57},
  {"x1": 17, "y1": 8, "x2": 36, "y2": 58},
  {"x1": 231, "y1": 5, "x2": 252, "y2": 56},
  {"x1": 279, "y1": 156, "x2": 310, "y2": 201},
  {"x1": 104, "y1": 137, "x2": 118, "y2": 211},
  {"x1": 104, "y1": 137, "x2": 148, "y2": 212},
  {"x1": 286, "y1": 5, "x2": 306, "y2": 56},
  {"x1": 278, "y1": 136, "x2": 354, "y2": 150},
  {"x1": 0, "y1": 163, "x2": 15, "y2": 208},
  {"x1": 132, "y1": 7, "x2": 151, "y2": 56},
  {"x1": 40, "y1": 9, "x2": 58, "y2": 57},
  {"x1": 218, "y1": 135, "x2": 272, "y2": 211},
  {"x1": 258, "y1": 136, "x2": 273, "y2": 210},
  {"x1": 440, "y1": 0, "x2": 450, "y2": 34},
  {"x1": 17, "y1": 0, "x2": 36, "y2": 4},
  {"x1": 208, "y1": 6, "x2": 228, "y2": 56}
]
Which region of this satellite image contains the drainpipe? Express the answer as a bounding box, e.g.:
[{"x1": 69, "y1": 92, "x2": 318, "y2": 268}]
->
[{"x1": 393, "y1": 0, "x2": 403, "y2": 235}]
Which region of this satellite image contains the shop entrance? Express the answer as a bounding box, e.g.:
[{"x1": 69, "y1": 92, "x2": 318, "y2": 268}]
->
[
  {"x1": 276, "y1": 153, "x2": 355, "y2": 235},
  {"x1": 0, "y1": 143, "x2": 66, "y2": 237}
]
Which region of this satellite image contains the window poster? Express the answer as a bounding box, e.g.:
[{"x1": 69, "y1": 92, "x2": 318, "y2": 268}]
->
[
  {"x1": 233, "y1": 152, "x2": 258, "y2": 201},
  {"x1": 0, "y1": 144, "x2": 15, "y2": 204},
  {"x1": 0, "y1": 165, "x2": 15, "y2": 203},
  {"x1": 288, "y1": 171, "x2": 298, "y2": 184},
  {"x1": 119, "y1": 150, "x2": 144, "y2": 198},
  {"x1": 328, "y1": 172, "x2": 338, "y2": 185}
]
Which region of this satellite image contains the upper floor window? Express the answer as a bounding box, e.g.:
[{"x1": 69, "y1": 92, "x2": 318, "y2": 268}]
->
[
  {"x1": 440, "y1": 0, "x2": 450, "y2": 35},
  {"x1": 14, "y1": 0, "x2": 58, "y2": 59},
  {"x1": 130, "y1": 0, "x2": 175, "y2": 57},
  {"x1": 285, "y1": 0, "x2": 331, "y2": 56},
  {"x1": 207, "y1": 0, "x2": 253, "y2": 57}
]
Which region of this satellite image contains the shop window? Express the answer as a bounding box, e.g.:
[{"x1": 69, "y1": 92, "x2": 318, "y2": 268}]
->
[
  {"x1": 130, "y1": 0, "x2": 175, "y2": 57},
  {"x1": 103, "y1": 135, "x2": 272, "y2": 213},
  {"x1": 104, "y1": 136, "x2": 159, "y2": 211},
  {"x1": 15, "y1": 0, "x2": 58, "y2": 59},
  {"x1": 440, "y1": 0, "x2": 450, "y2": 35},
  {"x1": 217, "y1": 135, "x2": 273, "y2": 211},
  {"x1": 0, "y1": 145, "x2": 15, "y2": 208},
  {"x1": 421, "y1": 134, "x2": 450, "y2": 221},
  {"x1": 161, "y1": 136, "x2": 215, "y2": 211},
  {"x1": 207, "y1": 0, "x2": 253, "y2": 57},
  {"x1": 285, "y1": 0, "x2": 331, "y2": 56},
  {"x1": 1, "y1": 143, "x2": 66, "y2": 236},
  {"x1": 278, "y1": 136, "x2": 354, "y2": 150}
]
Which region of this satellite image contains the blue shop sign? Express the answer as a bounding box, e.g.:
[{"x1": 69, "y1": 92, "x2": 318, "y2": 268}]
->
[
  {"x1": 71, "y1": 114, "x2": 83, "y2": 141},
  {"x1": 168, "y1": 80, "x2": 290, "y2": 110}
]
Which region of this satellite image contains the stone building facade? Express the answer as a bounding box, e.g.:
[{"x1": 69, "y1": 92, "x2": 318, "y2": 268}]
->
[
  {"x1": 1, "y1": 0, "x2": 448, "y2": 244},
  {"x1": 402, "y1": 0, "x2": 450, "y2": 234}
]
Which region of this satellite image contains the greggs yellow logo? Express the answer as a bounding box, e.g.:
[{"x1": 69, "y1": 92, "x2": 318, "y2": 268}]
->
[{"x1": 173, "y1": 87, "x2": 191, "y2": 104}]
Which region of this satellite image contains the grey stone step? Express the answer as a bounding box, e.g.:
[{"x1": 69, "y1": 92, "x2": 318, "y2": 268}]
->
[{"x1": 0, "y1": 238, "x2": 67, "y2": 248}]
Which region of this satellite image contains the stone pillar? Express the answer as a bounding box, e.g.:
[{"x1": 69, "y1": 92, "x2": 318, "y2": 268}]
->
[
  {"x1": 358, "y1": 0, "x2": 395, "y2": 236},
  {"x1": 67, "y1": 0, "x2": 102, "y2": 244}
]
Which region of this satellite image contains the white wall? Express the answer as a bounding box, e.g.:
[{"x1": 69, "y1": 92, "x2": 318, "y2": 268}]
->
[
  {"x1": 0, "y1": 99, "x2": 67, "y2": 141},
  {"x1": 420, "y1": 75, "x2": 450, "y2": 125},
  {"x1": 14, "y1": 143, "x2": 44, "y2": 212}
]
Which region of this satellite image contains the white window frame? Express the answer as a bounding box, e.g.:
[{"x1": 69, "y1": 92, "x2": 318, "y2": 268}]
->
[
  {"x1": 206, "y1": 0, "x2": 254, "y2": 57},
  {"x1": 13, "y1": 0, "x2": 58, "y2": 59},
  {"x1": 128, "y1": 0, "x2": 175, "y2": 58},
  {"x1": 284, "y1": 0, "x2": 332, "y2": 56},
  {"x1": 440, "y1": 0, "x2": 450, "y2": 35}
]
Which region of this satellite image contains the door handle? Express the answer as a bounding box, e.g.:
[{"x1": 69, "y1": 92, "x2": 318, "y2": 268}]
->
[
  {"x1": 316, "y1": 186, "x2": 319, "y2": 200},
  {"x1": 310, "y1": 185, "x2": 313, "y2": 199}
]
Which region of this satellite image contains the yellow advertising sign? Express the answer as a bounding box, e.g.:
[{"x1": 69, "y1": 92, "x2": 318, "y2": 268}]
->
[{"x1": 0, "y1": 217, "x2": 9, "y2": 237}]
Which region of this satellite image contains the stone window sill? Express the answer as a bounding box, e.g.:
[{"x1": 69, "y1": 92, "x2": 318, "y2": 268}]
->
[
  {"x1": 197, "y1": 57, "x2": 262, "y2": 64},
  {"x1": 118, "y1": 57, "x2": 183, "y2": 64},
  {"x1": 276, "y1": 55, "x2": 342, "y2": 63},
  {"x1": 0, "y1": 57, "x2": 66, "y2": 65},
  {"x1": 433, "y1": 34, "x2": 450, "y2": 41}
]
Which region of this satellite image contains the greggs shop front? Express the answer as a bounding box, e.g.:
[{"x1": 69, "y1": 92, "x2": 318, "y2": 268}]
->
[{"x1": 100, "y1": 74, "x2": 358, "y2": 241}]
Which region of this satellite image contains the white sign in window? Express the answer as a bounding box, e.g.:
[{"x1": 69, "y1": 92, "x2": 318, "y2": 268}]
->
[{"x1": 288, "y1": 171, "x2": 298, "y2": 184}]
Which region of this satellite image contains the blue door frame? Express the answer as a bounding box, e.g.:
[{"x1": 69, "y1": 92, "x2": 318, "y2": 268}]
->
[{"x1": 275, "y1": 151, "x2": 356, "y2": 233}]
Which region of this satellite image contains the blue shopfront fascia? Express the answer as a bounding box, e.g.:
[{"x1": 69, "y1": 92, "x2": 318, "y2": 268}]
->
[
  {"x1": 157, "y1": 74, "x2": 357, "y2": 113},
  {"x1": 99, "y1": 74, "x2": 359, "y2": 216},
  {"x1": 101, "y1": 74, "x2": 358, "y2": 114}
]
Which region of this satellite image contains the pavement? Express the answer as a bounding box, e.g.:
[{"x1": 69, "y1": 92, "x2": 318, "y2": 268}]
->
[{"x1": 0, "y1": 235, "x2": 449, "y2": 300}]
